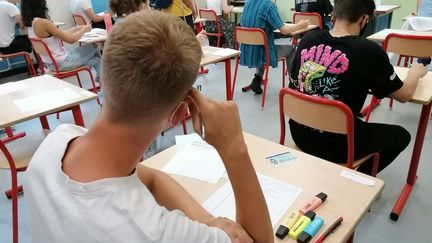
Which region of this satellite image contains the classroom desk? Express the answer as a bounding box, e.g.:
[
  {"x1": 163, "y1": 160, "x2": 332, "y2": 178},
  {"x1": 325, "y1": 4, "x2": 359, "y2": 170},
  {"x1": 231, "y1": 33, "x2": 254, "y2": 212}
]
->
[
  {"x1": 201, "y1": 46, "x2": 240, "y2": 100},
  {"x1": 367, "y1": 28, "x2": 432, "y2": 42},
  {"x1": 389, "y1": 67, "x2": 432, "y2": 221},
  {"x1": 0, "y1": 75, "x2": 98, "y2": 130},
  {"x1": 78, "y1": 29, "x2": 108, "y2": 44},
  {"x1": 53, "y1": 22, "x2": 66, "y2": 28},
  {"x1": 363, "y1": 4, "x2": 401, "y2": 36},
  {"x1": 274, "y1": 24, "x2": 319, "y2": 36},
  {"x1": 142, "y1": 133, "x2": 384, "y2": 243}
]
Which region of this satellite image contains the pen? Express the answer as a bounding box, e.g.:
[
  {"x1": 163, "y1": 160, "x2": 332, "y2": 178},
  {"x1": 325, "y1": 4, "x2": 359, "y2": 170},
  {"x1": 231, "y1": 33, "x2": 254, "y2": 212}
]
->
[
  {"x1": 315, "y1": 217, "x2": 343, "y2": 243},
  {"x1": 265, "y1": 151, "x2": 291, "y2": 159}
]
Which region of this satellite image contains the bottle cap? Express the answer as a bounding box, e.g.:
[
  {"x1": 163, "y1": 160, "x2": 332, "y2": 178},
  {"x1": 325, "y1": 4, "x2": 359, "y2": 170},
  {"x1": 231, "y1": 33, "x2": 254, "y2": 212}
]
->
[
  {"x1": 297, "y1": 231, "x2": 312, "y2": 243},
  {"x1": 316, "y1": 192, "x2": 327, "y2": 202},
  {"x1": 275, "y1": 225, "x2": 289, "y2": 239}
]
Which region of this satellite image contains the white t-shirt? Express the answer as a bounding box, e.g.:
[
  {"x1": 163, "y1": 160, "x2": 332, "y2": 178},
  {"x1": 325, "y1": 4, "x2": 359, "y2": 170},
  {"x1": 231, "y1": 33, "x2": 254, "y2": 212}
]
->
[
  {"x1": 0, "y1": 1, "x2": 20, "y2": 48},
  {"x1": 206, "y1": 0, "x2": 223, "y2": 15},
  {"x1": 24, "y1": 124, "x2": 231, "y2": 243},
  {"x1": 70, "y1": 0, "x2": 92, "y2": 24}
]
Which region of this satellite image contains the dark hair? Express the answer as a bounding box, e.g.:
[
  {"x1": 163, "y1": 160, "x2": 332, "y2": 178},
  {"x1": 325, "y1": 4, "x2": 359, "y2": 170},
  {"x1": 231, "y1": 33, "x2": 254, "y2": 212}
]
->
[
  {"x1": 333, "y1": 0, "x2": 375, "y2": 22},
  {"x1": 109, "y1": 0, "x2": 147, "y2": 16},
  {"x1": 21, "y1": 0, "x2": 49, "y2": 27}
]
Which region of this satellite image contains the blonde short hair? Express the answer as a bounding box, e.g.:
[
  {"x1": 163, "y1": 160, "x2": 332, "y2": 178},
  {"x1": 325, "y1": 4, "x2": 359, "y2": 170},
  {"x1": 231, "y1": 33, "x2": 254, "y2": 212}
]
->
[{"x1": 101, "y1": 11, "x2": 202, "y2": 123}]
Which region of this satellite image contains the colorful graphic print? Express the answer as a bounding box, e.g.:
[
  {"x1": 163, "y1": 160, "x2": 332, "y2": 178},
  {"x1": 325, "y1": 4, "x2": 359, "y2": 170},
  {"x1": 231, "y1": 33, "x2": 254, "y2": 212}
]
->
[{"x1": 294, "y1": 44, "x2": 349, "y2": 99}]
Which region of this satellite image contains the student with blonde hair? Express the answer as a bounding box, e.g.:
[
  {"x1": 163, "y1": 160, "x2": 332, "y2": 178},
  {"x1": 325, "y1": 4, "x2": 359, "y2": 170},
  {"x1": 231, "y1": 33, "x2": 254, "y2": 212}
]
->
[{"x1": 24, "y1": 11, "x2": 273, "y2": 243}]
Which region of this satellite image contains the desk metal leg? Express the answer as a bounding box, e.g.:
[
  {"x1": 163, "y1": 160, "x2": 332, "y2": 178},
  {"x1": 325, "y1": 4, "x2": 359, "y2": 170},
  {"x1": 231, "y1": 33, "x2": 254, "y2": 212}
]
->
[
  {"x1": 39, "y1": 115, "x2": 50, "y2": 130},
  {"x1": 225, "y1": 58, "x2": 233, "y2": 100},
  {"x1": 390, "y1": 103, "x2": 432, "y2": 221},
  {"x1": 72, "y1": 105, "x2": 85, "y2": 127}
]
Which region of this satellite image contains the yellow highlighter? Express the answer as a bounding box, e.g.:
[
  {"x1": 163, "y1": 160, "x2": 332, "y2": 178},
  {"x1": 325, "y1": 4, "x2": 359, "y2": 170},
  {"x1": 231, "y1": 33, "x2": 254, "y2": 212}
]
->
[
  {"x1": 275, "y1": 210, "x2": 301, "y2": 239},
  {"x1": 288, "y1": 210, "x2": 316, "y2": 240}
]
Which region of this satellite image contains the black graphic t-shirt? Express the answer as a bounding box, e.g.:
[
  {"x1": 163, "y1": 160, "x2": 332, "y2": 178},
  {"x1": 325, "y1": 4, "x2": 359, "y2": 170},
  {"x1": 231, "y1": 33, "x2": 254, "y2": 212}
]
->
[
  {"x1": 289, "y1": 30, "x2": 403, "y2": 131},
  {"x1": 295, "y1": 0, "x2": 333, "y2": 21}
]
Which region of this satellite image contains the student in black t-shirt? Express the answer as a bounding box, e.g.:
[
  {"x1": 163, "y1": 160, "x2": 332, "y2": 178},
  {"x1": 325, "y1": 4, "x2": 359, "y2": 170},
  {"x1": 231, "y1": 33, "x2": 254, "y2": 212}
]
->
[
  {"x1": 295, "y1": 0, "x2": 333, "y2": 30},
  {"x1": 289, "y1": 0, "x2": 428, "y2": 174}
]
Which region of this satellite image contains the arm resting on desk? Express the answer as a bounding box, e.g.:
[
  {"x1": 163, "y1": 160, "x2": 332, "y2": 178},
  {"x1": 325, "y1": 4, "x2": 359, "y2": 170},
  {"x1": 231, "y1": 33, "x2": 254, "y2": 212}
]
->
[
  {"x1": 84, "y1": 8, "x2": 105, "y2": 23},
  {"x1": 391, "y1": 64, "x2": 428, "y2": 103},
  {"x1": 278, "y1": 20, "x2": 310, "y2": 36},
  {"x1": 136, "y1": 164, "x2": 215, "y2": 223}
]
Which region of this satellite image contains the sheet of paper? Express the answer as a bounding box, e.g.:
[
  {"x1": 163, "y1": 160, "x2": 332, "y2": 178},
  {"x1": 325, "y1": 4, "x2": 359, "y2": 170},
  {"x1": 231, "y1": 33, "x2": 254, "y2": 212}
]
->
[
  {"x1": 163, "y1": 134, "x2": 226, "y2": 184},
  {"x1": 203, "y1": 173, "x2": 302, "y2": 227},
  {"x1": 14, "y1": 87, "x2": 80, "y2": 112},
  {"x1": 211, "y1": 48, "x2": 239, "y2": 57},
  {"x1": 0, "y1": 81, "x2": 29, "y2": 96},
  {"x1": 339, "y1": 170, "x2": 376, "y2": 187}
]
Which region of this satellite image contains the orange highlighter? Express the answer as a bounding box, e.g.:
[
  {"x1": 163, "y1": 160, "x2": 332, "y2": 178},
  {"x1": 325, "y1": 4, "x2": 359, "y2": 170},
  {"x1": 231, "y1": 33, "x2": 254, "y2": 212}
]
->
[{"x1": 299, "y1": 192, "x2": 328, "y2": 214}]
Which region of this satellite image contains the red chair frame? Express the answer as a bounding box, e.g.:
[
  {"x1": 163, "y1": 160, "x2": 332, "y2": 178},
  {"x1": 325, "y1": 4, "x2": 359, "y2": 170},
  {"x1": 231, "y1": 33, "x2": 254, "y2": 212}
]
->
[
  {"x1": 0, "y1": 141, "x2": 20, "y2": 243},
  {"x1": 232, "y1": 27, "x2": 286, "y2": 109},
  {"x1": 29, "y1": 37, "x2": 100, "y2": 105},
  {"x1": 72, "y1": 14, "x2": 88, "y2": 26},
  {"x1": 199, "y1": 9, "x2": 223, "y2": 47},
  {"x1": 365, "y1": 33, "x2": 432, "y2": 122},
  {"x1": 292, "y1": 12, "x2": 322, "y2": 45},
  {"x1": 279, "y1": 88, "x2": 379, "y2": 175}
]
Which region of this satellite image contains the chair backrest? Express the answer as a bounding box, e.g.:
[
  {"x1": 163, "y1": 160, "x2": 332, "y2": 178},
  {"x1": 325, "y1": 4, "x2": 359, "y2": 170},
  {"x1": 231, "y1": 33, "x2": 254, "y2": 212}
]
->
[
  {"x1": 199, "y1": 8, "x2": 218, "y2": 21},
  {"x1": 28, "y1": 37, "x2": 60, "y2": 74},
  {"x1": 383, "y1": 33, "x2": 432, "y2": 58},
  {"x1": 279, "y1": 88, "x2": 355, "y2": 166},
  {"x1": 234, "y1": 27, "x2": 270, "y2": 67},
  {"x1": 293, "y1": 12, "x2": 322, "y2": 30},
  {"x1": 72, "y1": 14, "x2": 87, "y2": 26},
  {"x1": 104, "y1": 14, "x2": 113, "y2": 34}
]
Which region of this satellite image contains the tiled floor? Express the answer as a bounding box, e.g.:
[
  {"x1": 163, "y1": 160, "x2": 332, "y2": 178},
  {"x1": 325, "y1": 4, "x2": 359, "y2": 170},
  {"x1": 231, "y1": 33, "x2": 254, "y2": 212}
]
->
[{"x1": 1, "y1": 56, "x2": 431, "y2": 242}]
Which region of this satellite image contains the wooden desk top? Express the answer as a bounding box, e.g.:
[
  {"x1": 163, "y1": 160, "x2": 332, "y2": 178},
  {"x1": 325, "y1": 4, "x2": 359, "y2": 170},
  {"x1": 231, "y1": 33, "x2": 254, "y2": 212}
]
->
[
  {"x1": 231, "y1": 6, "x2": 243, "y2": 14},
  {"x1": 394, "y1": 66, "x2": 432, "y2": 105},
  {"x1": 200, "y1": 46, "x2": 240, "y2": 66},
  {"x1": 367, "y1": 28, "x2": 432, "y2": 42},
  {"x1": 194, "y1": 17, "x2": 207, "y2": 24},
  {"x1": 142, "y1": 133, "x2": 384, "y2": 243},
  {"x1": 375, "y1": 4, "x2": 401, "y2": 15},
  {"x1": 0, "y1": 75, "x2": 98, "y2": 128},
  {"x1": 274, "y1": 24, "x2": 319, "y2": 36}
]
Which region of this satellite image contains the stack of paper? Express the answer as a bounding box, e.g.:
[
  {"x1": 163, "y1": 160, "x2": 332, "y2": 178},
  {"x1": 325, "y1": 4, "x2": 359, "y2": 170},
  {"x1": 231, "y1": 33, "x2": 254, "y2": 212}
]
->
[
  {"x1": 162, "y1": 134, "x2": 226, "y2": 184},
  {"x1": 203, "y1": 173, "x2": 302, "y2": 227}
]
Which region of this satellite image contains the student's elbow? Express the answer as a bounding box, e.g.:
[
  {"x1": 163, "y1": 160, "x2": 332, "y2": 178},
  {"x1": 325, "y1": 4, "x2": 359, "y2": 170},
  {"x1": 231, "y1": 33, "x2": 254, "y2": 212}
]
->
[{"x1": 391, "y1": 90, "x2": 413, "y2": 103}]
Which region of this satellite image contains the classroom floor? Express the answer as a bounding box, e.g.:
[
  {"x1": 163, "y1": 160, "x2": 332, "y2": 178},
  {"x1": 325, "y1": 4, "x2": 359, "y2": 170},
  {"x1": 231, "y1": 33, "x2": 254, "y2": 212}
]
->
[{"x1": 1, "y1": 53, "x2": 431, "y2": 242}]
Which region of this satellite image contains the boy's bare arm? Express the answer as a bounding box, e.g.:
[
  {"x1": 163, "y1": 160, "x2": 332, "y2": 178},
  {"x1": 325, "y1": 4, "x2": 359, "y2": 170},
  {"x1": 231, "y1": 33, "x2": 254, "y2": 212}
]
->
[{"x1": 188, "y1": 89, "x2": 274, "y2": 243}]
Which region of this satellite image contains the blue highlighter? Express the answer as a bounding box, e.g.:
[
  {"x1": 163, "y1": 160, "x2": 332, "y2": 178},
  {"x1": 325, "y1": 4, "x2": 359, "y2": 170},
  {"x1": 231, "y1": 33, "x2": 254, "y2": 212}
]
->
[{"x1": 297, "y1": 217, "x2": 324, "y2": 243}]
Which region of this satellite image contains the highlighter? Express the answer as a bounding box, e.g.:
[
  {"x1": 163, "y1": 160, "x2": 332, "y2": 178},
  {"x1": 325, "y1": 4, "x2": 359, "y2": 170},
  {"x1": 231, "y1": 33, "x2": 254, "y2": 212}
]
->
[
  {"x1": 299, "y1": 192, "x2": 327, "y2": 214},
  {"x1": 275, "y1": 210, "x2": 301, "y2": 239},
  {"x1": 288, "y1": 210, "x2": 316, "y2": 240},
  {"x1": 297, "y1": 216, "x2": 324, "y2": 243}
]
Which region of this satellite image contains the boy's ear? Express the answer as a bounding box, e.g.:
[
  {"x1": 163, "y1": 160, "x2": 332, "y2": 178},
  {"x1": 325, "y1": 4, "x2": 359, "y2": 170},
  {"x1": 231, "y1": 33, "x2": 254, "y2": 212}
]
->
[{"x1": 169, "y1": 102, "x2": 189, "y2": 126}]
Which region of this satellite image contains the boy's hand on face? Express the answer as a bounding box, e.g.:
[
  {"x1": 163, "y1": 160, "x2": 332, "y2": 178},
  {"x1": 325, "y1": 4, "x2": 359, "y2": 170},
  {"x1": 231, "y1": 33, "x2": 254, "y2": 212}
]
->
[
  {"x1": 206, "y1": 217, "x2": 253, "y2": 243},
  {"x1": 187, "y1": 89, "x2": 247, "y2": 157},
  {"x1": 409, "y1": 63, "x2": 428, "y2": 79}
]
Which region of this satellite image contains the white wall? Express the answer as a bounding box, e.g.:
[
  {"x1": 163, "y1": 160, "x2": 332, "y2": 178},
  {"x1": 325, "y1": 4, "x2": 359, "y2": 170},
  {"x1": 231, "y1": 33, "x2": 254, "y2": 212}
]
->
[{"x1": 47, "y1": 0, "x2": 74, "y2": 28}]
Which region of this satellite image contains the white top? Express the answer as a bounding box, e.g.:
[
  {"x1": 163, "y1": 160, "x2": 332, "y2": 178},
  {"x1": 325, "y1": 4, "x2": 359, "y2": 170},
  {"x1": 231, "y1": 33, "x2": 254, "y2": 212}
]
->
[
  {"x1": 0, "y1": 1, "x2": 20, "y2": 48},
  {"x1": 27, "y1": 18, "x2": 68, "y2": 64},
  {"x1": 206, "y1": 0, "x2": 222, "y2": 15},
  {"x1": 24, "y1": 124, "x2": 231, "y2": 243},
  {"x1": 70, "y1": 0, "x2": 92, "y2": 24}
]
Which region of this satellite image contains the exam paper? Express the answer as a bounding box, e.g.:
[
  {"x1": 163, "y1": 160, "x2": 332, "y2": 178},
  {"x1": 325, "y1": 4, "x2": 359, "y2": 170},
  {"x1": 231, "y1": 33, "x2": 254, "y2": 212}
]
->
[
  {"x1": 14, "y1": 87, "x2": 80, "y2": 112},
  {"x1": 162, "y1": 134, "x2": 226, "y2": 184},
  {"x1": 0, "y1": 81, "x2": 29, "y2": 96},
  {"x1": 203, "y1": 173, "x2": 302, "y2": 227},
  {"x1": 211, "y1": 48, "x2": 239, "y2": 57}
]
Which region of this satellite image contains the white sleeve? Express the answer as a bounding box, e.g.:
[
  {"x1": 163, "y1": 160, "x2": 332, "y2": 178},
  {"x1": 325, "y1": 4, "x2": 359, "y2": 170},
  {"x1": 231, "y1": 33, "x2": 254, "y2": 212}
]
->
[
  {"x1": 6, "y1": 3, "x2": 20, "y2": 18},
  {"x1": 108, "y1": 207, "x2": 232, "y2": 243},
  {"x1": 79, "y1": 0, "x2": 92, "y2": 11}
]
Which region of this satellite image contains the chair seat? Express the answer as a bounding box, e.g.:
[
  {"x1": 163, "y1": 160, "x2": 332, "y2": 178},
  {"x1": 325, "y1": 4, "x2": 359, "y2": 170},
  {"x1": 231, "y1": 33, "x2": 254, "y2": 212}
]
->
[
  {"x1": 290, "y1": 143, "x2": 374, "y2": 170},
  {"x1": 0, "y1": 130, "x2": 50, "y2": 170}
]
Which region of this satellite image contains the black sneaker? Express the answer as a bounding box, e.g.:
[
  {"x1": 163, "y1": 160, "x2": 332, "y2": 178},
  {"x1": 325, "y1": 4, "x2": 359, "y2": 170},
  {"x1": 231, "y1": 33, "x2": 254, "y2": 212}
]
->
[{"x1": 250, "y1": 75, "x2": 263, "y2": 94}]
